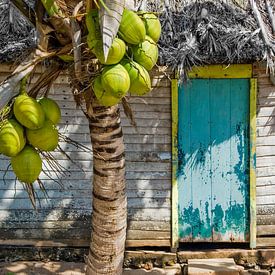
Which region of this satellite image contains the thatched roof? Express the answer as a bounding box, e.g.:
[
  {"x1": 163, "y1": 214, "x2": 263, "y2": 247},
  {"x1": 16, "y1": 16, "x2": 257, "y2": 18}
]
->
[
  {"x1": 158, "y1": 1, "x2": 266, "y2": 71},
  {"x1": 0, "y1": 0, "x2": 36, "y2": 62},
  {"x1": 151, "y1": 0, "x2": 275, "y2": 76},
  {"x1": 0, "y1": 0, "x2": 274, "y2": 75}
]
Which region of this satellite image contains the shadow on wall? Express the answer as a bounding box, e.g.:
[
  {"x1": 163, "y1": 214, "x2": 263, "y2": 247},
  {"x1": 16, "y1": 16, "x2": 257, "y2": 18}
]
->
[
  {"x1": 256, "y1": 76, "x2": 275, "y2": 136},
  {"x1": 123, "y1": 78, "x2": 172, "y2": 246},
  {"x1": 0, "y1": 71, "x2": 172, "y2": 253},
  {"x1": 0, "y1": 80, "x2": 93, "y2": 250}
]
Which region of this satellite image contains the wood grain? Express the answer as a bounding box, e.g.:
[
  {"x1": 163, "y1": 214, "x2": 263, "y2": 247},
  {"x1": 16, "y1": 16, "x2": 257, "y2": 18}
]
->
[
  {"x1": 254, "y1": 63, "x2": 275, "y2": 247},
  {"x1": 0, "y1": 66, "x2": 172, "y2": 247}
]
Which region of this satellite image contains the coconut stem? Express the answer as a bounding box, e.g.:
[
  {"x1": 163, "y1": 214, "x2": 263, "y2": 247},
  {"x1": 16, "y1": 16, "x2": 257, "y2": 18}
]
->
[
  {"x1": 40, "y1": 0, "x2": 62, "y2": 17},
  {"x1": 86, "y1": 0, "x2": 101, "y2": 43},
  {"x1": 20, "y1": 75, "x2": 28, "y2": 95}
]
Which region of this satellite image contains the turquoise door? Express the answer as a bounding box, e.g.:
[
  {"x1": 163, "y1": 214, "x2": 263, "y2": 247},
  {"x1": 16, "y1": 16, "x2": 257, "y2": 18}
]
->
[{"x1": 178, "y1": 79, "x2": 250, "y2": 242}]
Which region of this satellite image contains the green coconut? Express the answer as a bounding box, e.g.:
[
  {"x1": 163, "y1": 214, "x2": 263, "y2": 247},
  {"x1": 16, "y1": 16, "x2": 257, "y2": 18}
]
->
[
  {"x1": 93, "y1": 76, "x2": 121, "y2": 106},
  {"x1": 0, "y1": 119, "x2": 26, "y2": 157},
  {"x1": 140, "y1": 12, "x2": 161, "y2": 42},
  {"x1": 13, "y1": 94, "x2": 45, "y2": 130},
  {"x1": 119, "y1": 9, "x2": 146, "y2": 44},
  {"x1": 11, "y1": 145, "x2": 42, "y2": 183},
  {"x1": 38, "y1": 97, "x2": 61, "y2": 125},
  {"x1": 92, "y1": 38, "x2": 126, "y2": 65},
  {"x1": 121, "y1": 59, "x2": 151, "y2": 95},
  {"x1": 101, "y1": 64, "x2": 130, "y2": 98},
  {"x1": 132, "y1": 35, "x2": 158, "y2": 71},
  {"x1": 26, "y1": 120, "x2": 59, "y2": 151}
]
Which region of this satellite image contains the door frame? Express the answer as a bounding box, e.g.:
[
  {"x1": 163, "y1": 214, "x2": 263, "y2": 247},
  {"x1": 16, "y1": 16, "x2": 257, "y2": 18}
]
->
[{"x1": 171, "y1": 64, "x2": 257, "y2": 250}]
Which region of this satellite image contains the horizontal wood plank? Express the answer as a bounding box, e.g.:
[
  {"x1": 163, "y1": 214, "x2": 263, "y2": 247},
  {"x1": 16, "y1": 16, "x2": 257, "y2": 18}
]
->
[
  {"x1": 257, "y1": 185, "x2": 275, "y2": 197},
  {"x1": 257, "y1": 156, "x2": 275, "y2": 167},
  {"x1": 1, "y1": 151, "x2": 171, "y2": 162},
  {"x1": 257, "y1": 106, "x2": 275, "y2": 118},
  {"x1": 257, "y1": 196, "x2": 275, "y2": 205},
  {"x1": 257, "y1": 215, "x2": 275, "y2": 225},
  {"x1": 257, "y1": 175, "x2": 275, "y2": 187},
  {"x1": 0, "y1": 239, "x2": 89, "y2": 247},
  {"x1": 0, "y1": 208, "x2": 170, "y2": 222},
  {"x1": 125, "y1": 240, "x2": 170, "y2": 247},
  {"x1": 0, "y1": 197, "x2": 170, "y2": 210},
  {"x1": 0, "y1": 228, "x2": 169, "y2": 241},
  {"x1": 0, "y1": 220, "x2": 170, "y2": 231},
  {"x1": 0, "y1": 170, "x2": 171, "y2": 181},
  {"x1": 257, "y1": 205, "x2": 275, "y2": 215},
  {"x1": 257, "y1": 166, "x2": 275, "y2": 177},
  {"x1": 0, "y1": 189, "x2": 170, "y2": 200},
  {"x1": 257, "y1": 116, "x2": 275, "y2": 127},
  {"x1": 0, "y1": 160, "x2": 171, "y2": 172},
  {"x1": 0, "y1": 64, "x2": 172, "y2": 245},
  {"x1": 257, "y1": 237, "x2": 275, "y2": 247},
  {"x1": 257, "y1": 136, "x2": 275, "y2": 146},
  {"x1": 127, "y1": 230, "x2": 170, "y2": 240},
  {"x1": 257, "y1": 225, "x2": 275, "y2": 236},
  {"x1": 0, "y1": 179, "x2": 171, "y2": 191},
  {"x1": 256, "y1": 145, "x2": 275, "y2": 156}
]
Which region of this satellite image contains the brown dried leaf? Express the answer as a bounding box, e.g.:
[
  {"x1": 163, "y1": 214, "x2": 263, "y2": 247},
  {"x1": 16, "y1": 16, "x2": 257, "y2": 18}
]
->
[
  {"x1": 121, "y1": 97, "x2": 137, "y2": 129},
  {"x1": 0, "y1": 49, "x2": 55, "y2": 110}
]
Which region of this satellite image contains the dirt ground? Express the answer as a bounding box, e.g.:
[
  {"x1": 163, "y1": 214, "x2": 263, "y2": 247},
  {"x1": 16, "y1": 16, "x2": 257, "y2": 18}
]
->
[{"x1": 0, "y1": 261, "x2": 86, "y2": 275}]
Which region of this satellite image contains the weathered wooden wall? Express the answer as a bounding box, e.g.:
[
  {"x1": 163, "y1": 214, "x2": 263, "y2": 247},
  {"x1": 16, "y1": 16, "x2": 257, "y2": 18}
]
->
[
  {"x1": 0, "y1": 65, "x2": 171, "y2": 247},
  {"x1": 253, "y1": 63, "x2": 275, "y2": 247},
  {"x1": 1, "y1": 63, "x2": 273, "y2": 249}
]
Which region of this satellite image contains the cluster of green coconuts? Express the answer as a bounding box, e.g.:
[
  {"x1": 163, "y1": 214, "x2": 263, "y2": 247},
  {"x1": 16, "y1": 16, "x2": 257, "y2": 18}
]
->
[
  {"x1": 0, "y1": 9, "x2": 160, "y2": 183},
  {"x1": 0, "y1": 95, "x2": 61, "y2": 183},
  {"x1": 87, "y1": 8, "x2": 161, "y2": 106}
]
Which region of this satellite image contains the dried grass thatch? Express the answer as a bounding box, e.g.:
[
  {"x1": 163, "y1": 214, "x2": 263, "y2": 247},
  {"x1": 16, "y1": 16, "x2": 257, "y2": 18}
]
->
[
  {"x1": 0, "y1": 0, "x2": 274, "y2": 75},
  {"x1": 139, "y1": 0, "x2": 275, "y2": 77},
  {"x1": 0, "y1": 0, "x2": 36, "y2": 62}
]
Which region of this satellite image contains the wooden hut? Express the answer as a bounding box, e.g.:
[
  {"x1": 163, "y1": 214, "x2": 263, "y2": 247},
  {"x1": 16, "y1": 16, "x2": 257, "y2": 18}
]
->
[{"x1": 0, "y1": 0, "x2": 274, "y2": 255}]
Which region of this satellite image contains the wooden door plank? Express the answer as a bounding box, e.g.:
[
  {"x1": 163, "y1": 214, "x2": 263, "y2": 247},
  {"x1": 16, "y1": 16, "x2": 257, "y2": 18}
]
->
[
  {"x1": 189, "y1": 80, "x2": 212, "y2": 242},
  {"x1": 171, "y1": 78, "x2": 179, "y2": 249},
  {"x1": 229, "y1": 79, "x2": 250, "y2": 242},
  {"x1": 178, "y1": 81, "x2": 193, "y2": 242},
  {"x1": 210, "y1": 79, "x2": 232, "y2": 242},
  {"x1": 250, "y1": 78, "x2": 257, "y2": 249}
]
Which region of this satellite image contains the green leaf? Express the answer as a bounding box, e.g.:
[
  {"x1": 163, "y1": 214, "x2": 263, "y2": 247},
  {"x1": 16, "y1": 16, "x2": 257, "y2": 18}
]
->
[
  {"x1": 40, "y1": 0, "x2": 61, "y2": 16},
  {"x1": 99, "y1": 0, "x2": 125, "y2": 61}
]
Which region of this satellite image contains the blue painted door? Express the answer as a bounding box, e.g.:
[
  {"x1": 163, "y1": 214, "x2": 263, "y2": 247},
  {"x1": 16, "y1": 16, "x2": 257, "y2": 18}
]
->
[{"x1": 178, "y1": 79, "x2": 250, "y2": 242}]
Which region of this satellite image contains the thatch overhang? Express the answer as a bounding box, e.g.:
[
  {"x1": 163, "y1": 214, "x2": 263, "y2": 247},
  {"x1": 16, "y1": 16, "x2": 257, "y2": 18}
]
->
[
  {"x1": 0, "y1": 0, "x2": 274, "y2": 77},
  {"x1": 0, "y1": 0, "x2": 36, "y2": 62},
  {"x1": 152, "y1": 0, "x2": 275, "y2": 77}
]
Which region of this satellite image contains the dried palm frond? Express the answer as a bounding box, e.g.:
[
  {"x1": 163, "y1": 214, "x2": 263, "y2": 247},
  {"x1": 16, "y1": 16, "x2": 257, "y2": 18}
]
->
[
  {"x1": 121, "y1": 97, "x2": 137, "y2": 129},
  {"x1": 28, "y1": 63, "x2": 63, "y2": 98}
]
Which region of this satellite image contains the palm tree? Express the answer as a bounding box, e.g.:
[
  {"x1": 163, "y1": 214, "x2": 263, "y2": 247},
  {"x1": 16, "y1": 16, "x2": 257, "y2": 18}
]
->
[{"x1": 0, "y1": 0, "x2": 131, "y2": 274}]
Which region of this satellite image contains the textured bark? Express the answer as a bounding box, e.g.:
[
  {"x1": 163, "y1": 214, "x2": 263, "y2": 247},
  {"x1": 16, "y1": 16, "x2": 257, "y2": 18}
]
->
[{"x1": 86, "y1": 100, "x2": 127, "y2": 275}]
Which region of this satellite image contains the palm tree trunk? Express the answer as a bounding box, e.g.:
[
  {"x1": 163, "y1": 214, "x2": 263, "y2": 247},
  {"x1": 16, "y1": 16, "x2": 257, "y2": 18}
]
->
[{"x1": 86, "y1": 100, "x2": 127, "y2": 275}]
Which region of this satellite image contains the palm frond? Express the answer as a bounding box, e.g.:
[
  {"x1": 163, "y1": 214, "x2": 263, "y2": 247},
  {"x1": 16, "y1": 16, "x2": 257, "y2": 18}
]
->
[{"x1": 99, "y1": 0, "x2": 125, "y2": 61}]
